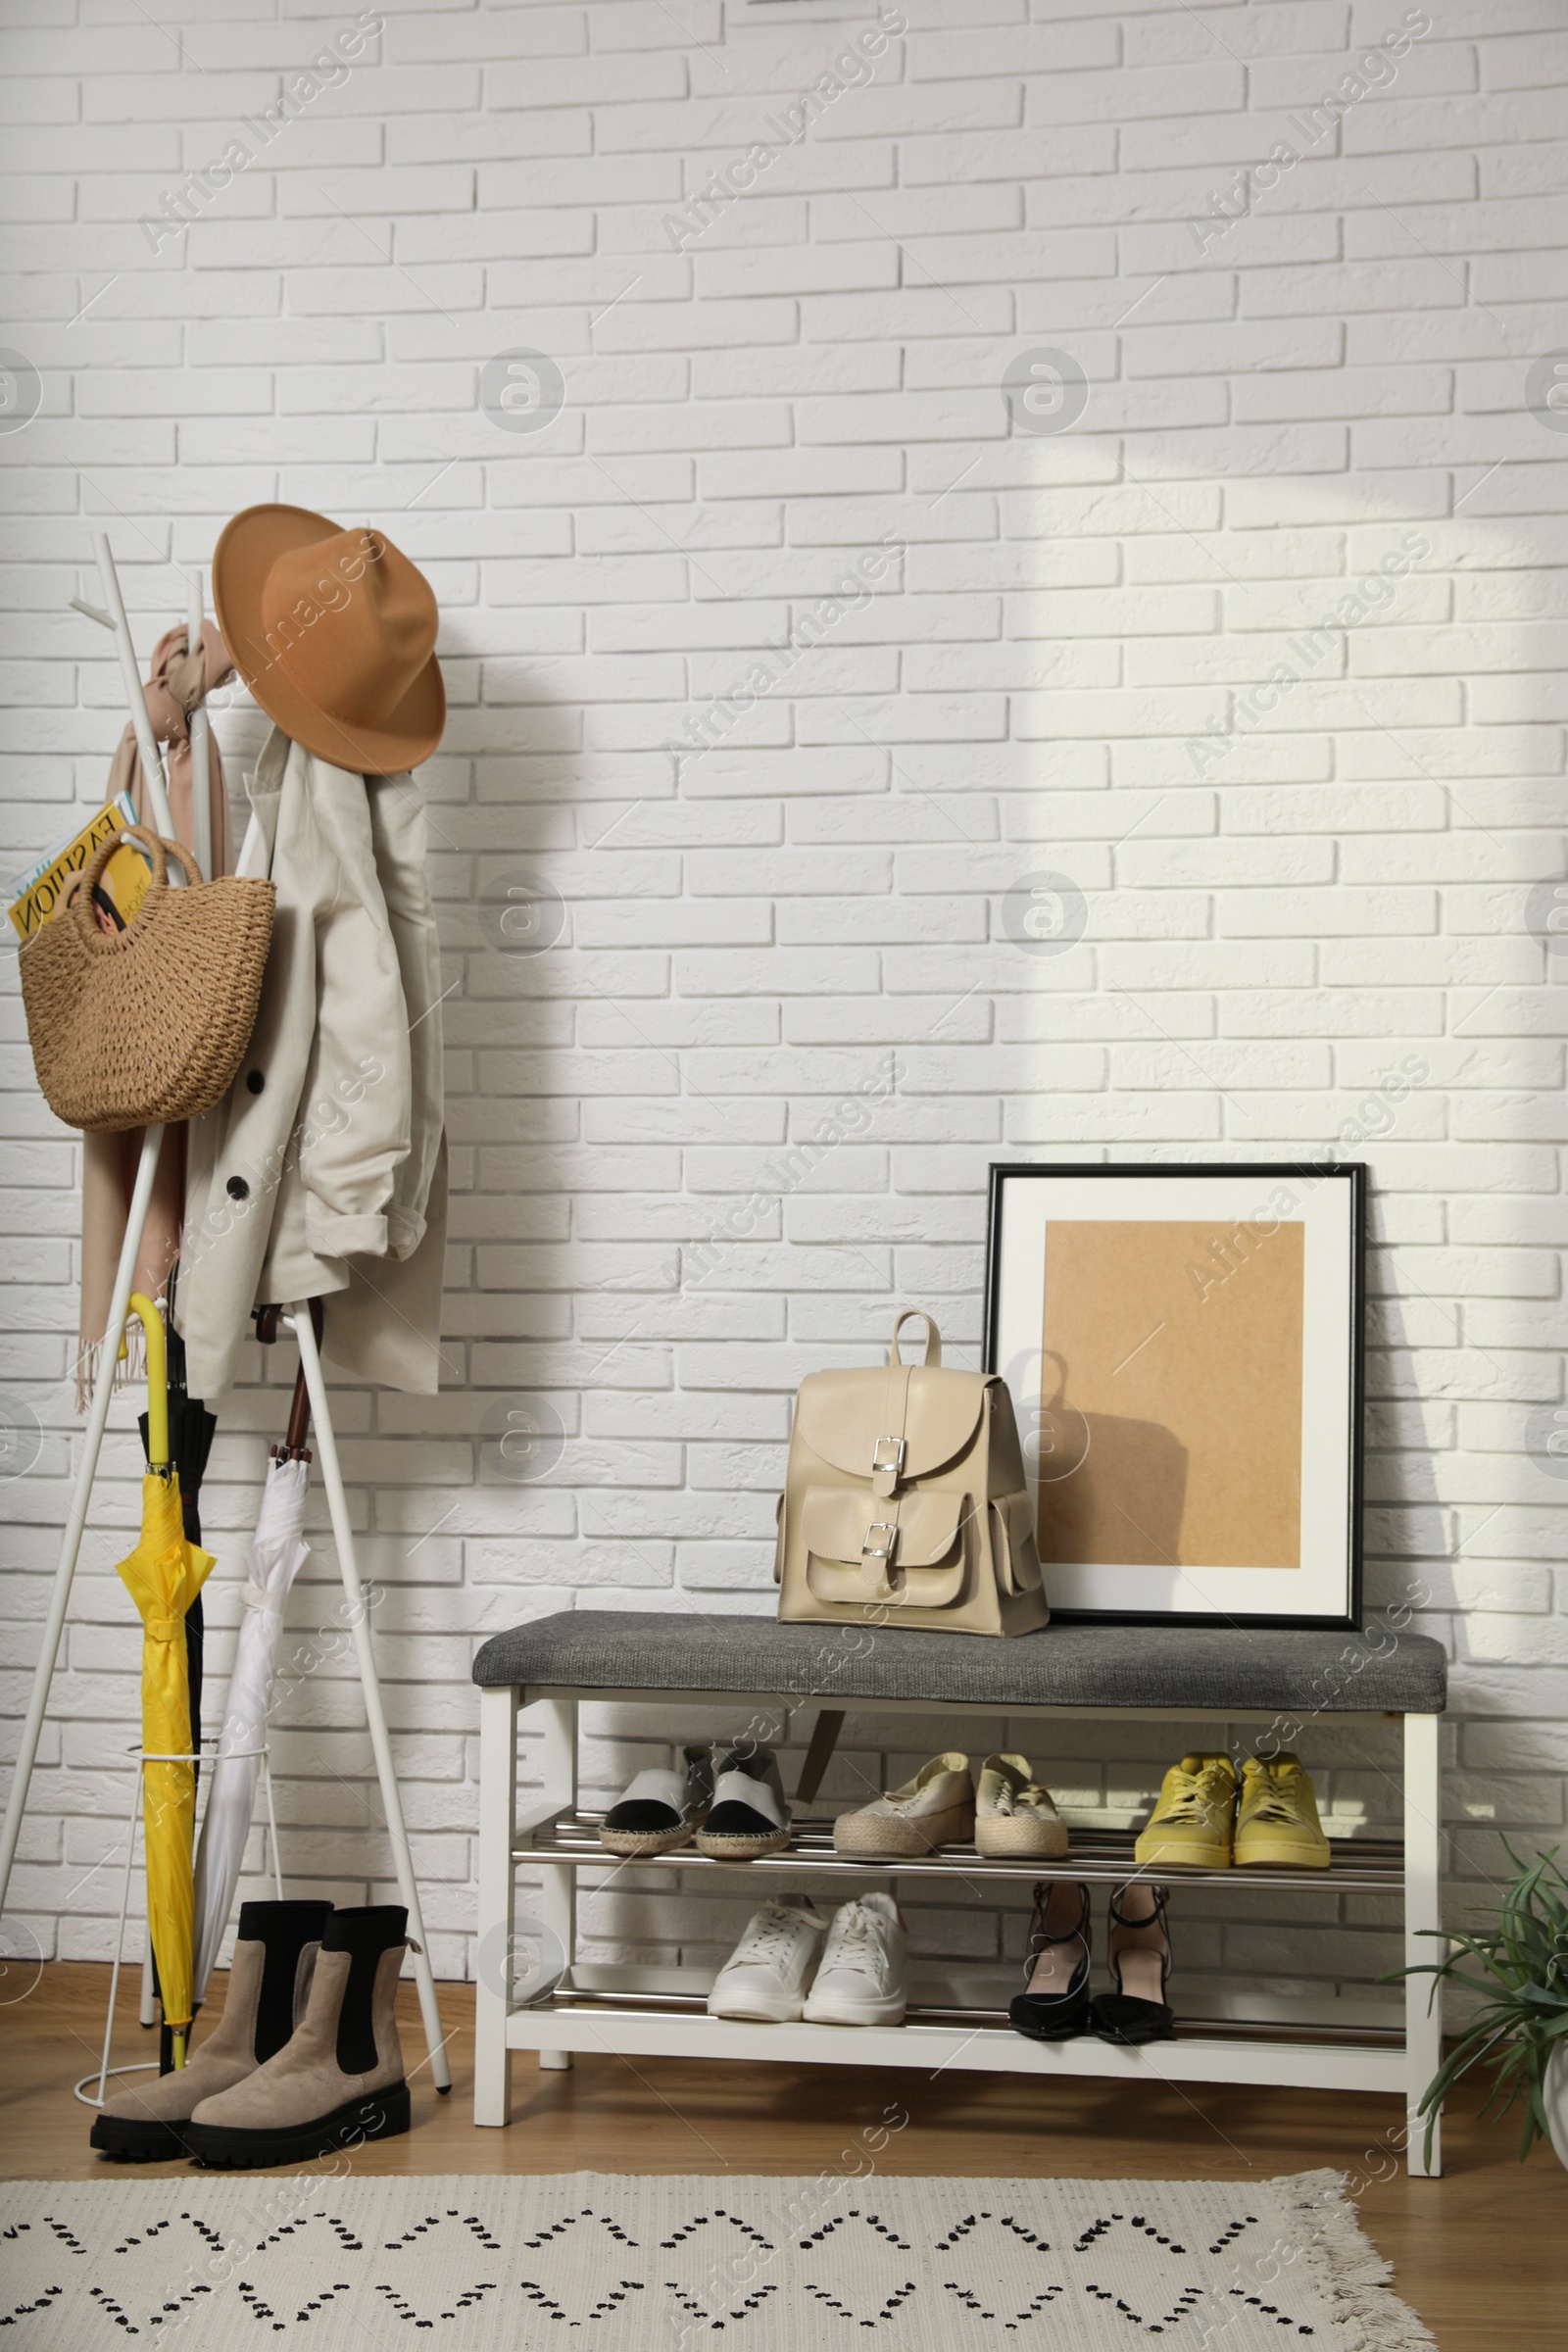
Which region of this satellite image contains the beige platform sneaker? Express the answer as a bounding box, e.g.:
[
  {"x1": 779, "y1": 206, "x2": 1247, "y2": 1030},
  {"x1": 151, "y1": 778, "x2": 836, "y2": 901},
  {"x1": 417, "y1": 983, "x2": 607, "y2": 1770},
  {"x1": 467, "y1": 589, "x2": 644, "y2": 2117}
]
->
[
  {"x1": 834, "y1": 1751, "x2": 975, "y2": 1857},
  {"x1": 975, "y1": 1752, "x2": 1069, "y2": 1859}
]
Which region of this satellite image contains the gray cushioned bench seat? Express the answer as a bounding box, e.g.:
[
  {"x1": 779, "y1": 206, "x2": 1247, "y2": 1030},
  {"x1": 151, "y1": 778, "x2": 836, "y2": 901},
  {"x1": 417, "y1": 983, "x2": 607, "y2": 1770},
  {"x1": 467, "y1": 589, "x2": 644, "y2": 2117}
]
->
[{"x1": 473, "y1": 1610, "x2": 1446, "y2": 1715}]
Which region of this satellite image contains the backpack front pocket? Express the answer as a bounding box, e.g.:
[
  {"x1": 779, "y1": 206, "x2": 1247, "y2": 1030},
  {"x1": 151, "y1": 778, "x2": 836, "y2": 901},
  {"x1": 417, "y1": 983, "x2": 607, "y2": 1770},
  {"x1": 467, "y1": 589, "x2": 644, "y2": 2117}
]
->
[{"x1": 801, "y1": 1485, "x2": 971, "y2": 1609}]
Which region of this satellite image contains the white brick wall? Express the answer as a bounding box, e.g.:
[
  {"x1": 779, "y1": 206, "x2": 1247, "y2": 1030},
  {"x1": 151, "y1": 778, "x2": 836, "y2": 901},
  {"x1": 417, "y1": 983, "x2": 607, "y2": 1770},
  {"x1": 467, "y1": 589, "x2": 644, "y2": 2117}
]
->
[{"x1": 3, "y1": 0, "x2": 1565, "y2": 2020}]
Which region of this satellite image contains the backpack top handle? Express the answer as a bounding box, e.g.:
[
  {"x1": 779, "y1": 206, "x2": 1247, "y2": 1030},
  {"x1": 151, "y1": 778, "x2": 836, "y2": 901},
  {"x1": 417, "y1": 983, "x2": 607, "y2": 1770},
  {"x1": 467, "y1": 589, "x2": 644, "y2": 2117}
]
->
[{"x1": 891, "y1": 1309, "x2": 942, "y2": 1368}]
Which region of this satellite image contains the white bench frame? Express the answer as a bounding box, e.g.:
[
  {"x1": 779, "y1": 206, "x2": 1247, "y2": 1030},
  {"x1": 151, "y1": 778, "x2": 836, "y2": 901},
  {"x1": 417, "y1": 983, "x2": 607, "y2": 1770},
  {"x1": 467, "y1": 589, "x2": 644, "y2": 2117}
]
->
[{"x1": 474, "y1": 1683, "x2": 1444, "y2": 2177}]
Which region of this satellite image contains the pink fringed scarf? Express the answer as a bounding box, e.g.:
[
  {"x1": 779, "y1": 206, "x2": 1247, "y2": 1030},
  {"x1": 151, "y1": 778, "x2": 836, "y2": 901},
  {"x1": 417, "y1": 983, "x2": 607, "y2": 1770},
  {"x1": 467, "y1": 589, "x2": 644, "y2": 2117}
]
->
[{"x1": 74, "y1": 621, "x2": 235, "y2": 1408}]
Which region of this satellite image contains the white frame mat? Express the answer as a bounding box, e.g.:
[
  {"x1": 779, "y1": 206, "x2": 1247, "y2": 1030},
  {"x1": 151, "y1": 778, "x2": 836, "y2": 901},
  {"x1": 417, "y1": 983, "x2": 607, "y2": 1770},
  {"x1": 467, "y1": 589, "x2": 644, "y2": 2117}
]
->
[{"x1": 984, "y1": 1161, "x2": 1364, "y2": 1629}]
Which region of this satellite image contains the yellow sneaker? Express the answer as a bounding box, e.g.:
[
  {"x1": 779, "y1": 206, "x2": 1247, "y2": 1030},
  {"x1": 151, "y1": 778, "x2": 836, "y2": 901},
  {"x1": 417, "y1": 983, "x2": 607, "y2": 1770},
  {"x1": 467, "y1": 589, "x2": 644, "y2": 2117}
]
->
[
  {"x1": 1133, "y1": 1753, "x2": 1238, "y2": 1871},
  {"x1": 1234, "y1": 1752, "x2": 1331, "y2": 1869}
]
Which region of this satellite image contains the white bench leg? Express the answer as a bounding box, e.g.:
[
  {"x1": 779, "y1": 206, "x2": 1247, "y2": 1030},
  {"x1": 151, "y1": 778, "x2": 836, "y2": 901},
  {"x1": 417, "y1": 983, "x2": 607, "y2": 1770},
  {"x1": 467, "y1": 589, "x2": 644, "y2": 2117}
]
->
[
  {"x1": 537, "y1": 1696, "x2": 577, "y2": 2072},
  {"x1": 1403, "y1": 1709, "x2": 1443, "y2": 2177},
  {"x1": 474, "y1": 1682, "x2": 517, "y2": 2127}
]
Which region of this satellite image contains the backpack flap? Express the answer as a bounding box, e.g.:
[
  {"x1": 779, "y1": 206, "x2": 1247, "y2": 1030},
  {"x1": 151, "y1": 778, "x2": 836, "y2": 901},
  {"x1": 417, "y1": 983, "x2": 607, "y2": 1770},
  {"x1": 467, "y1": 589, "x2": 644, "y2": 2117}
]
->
[
  {"x1": 801, "y1": 1484, "x2": 970, "y2": 1609},
  {"x1": 795, "y1": 1367, "x2": 986, "y2": 1489}
]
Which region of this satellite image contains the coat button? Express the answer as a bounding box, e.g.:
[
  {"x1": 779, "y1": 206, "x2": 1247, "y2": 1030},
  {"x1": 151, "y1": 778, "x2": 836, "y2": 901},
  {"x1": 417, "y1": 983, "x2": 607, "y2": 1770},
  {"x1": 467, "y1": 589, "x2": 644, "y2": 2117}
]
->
[
  {"x1": 226, "y1": 1176, "x2": 249, "y2": 1200},
  {"x1": 246, "y1": 1069, "x2": 265, "y2": 1095}
]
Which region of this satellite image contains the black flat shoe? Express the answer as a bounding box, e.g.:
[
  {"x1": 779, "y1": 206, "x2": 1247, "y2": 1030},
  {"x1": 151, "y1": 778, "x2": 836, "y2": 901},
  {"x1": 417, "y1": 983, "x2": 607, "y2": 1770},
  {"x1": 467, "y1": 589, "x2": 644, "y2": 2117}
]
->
[
  {"x1": 1091, "y1": 1883, "x2": 1174, "y2": 2045},
  {"x1": 1008, "y1": 1880, "x2": 1092, "y2": 2041}
]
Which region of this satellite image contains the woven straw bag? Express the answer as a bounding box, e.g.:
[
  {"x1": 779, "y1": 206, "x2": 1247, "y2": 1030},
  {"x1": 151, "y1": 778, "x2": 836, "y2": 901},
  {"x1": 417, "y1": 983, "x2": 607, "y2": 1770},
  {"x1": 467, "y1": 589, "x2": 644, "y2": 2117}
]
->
[{"x1": 19, "y1": 823, "x2": 275, "y2": 1133}]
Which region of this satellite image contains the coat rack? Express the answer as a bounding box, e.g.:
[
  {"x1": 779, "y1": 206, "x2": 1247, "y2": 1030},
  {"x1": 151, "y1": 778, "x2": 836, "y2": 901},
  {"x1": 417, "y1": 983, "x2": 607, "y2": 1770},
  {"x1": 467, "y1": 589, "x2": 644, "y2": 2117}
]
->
[{"x1": 0, "y1": 537, "x2": 452, "y2": 2097}]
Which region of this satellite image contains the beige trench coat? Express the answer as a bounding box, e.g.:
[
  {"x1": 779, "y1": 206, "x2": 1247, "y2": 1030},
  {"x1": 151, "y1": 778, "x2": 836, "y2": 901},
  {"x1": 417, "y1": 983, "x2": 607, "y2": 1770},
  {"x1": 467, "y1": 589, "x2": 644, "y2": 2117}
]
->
[{"x1": 175, "y1": 727, "x2": 448, "y2": 1397}]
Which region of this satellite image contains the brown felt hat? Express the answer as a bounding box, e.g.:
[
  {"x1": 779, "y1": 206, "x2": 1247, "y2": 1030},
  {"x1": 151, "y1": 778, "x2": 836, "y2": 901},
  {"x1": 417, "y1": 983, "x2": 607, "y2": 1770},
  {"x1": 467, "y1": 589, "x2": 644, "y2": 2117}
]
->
[{"x1": 213, "y1": 503, "x2": 445, "y2": 775}]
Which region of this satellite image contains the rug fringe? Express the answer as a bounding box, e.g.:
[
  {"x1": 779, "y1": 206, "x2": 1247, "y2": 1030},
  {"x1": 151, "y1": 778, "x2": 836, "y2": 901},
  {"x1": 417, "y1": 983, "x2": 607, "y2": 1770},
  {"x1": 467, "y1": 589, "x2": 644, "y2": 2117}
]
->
[{"x1": 1270, "y1": 2169, "x2": 1438, "y2": 2351}]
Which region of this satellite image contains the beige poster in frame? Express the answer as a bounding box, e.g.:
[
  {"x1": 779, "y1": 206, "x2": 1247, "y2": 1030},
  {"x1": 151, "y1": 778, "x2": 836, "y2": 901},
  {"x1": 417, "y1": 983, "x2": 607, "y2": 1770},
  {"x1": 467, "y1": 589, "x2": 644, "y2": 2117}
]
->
[{"x1": 983, "y1": 1164, "x2": 1365, "y2": 1628}]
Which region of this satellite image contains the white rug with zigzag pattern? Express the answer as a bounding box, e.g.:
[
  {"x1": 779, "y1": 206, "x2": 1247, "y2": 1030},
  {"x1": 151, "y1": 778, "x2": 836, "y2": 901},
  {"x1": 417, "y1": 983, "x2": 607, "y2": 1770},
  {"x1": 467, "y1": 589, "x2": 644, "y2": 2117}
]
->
[{"x1": 0, "y1": 2168, "x2": 1433, "y2": 2348}]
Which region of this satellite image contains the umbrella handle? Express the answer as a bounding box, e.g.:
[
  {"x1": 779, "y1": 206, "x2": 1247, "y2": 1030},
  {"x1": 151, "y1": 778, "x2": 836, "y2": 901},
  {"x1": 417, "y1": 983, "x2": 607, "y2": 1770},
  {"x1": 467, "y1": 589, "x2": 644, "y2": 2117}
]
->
[
  {"x1": 124, "y1": 1293, "x2": 169, "y2": 1468},
  {"x1": 279, "y1": 1297, "x2": 324, "y2": 1459}
]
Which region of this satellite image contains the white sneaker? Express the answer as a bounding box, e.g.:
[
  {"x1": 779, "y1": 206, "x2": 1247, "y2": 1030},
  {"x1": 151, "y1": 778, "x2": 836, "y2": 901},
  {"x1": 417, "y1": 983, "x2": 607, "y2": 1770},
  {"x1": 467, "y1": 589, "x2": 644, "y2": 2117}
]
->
[
  {"x1": 707, "y1": 1901, "x2": 825, "y2": 2022},
  {"x1": 803, "y1": 1894, "x2": 909, "y2": 2028}
]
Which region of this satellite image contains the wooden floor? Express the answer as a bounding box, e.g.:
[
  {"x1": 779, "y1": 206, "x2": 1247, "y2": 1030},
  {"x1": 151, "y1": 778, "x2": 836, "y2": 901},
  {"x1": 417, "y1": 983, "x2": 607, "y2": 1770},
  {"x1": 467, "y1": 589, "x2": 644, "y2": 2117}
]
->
[{"x1": 6, "y1": 1963, "x2": 1558, "y2": 2347}]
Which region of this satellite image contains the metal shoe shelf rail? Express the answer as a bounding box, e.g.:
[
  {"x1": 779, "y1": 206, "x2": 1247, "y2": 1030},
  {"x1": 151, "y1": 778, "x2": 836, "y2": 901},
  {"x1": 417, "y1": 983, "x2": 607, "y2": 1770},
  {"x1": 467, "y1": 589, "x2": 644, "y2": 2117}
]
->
[
  {"x1": 470, "y1": 1611, "x2": 1448, "y2": 2176},
  {"x1": 0, "y1": 539, "x2": 451, "y2": 2096}
]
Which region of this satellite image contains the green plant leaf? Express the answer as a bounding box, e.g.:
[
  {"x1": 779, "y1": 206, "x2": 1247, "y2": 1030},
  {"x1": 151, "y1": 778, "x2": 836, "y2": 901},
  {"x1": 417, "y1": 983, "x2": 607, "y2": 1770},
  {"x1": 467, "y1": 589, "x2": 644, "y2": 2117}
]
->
[{"x1": 1393, "y1": 1843, "x2": 1563, "y2": 2161}]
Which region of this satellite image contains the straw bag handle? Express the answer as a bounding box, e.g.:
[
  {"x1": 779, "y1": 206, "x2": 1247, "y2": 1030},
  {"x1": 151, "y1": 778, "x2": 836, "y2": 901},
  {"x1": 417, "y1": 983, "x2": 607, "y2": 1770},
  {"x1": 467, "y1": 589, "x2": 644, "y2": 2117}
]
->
[{"x1": 71, "y1": 822, "x2": 205, "y2": 954}]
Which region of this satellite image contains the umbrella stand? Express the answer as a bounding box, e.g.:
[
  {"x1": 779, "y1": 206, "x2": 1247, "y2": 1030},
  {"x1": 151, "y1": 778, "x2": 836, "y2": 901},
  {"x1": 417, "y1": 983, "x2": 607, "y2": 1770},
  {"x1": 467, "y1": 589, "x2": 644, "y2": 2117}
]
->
[{"x1": 76, "y1": 1733, "x2": 281, "y2": 2111}]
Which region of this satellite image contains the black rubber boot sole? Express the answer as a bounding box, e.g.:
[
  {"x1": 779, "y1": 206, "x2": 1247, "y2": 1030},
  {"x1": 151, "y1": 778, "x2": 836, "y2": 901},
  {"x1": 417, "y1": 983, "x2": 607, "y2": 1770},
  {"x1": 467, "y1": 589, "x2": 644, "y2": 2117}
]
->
[
  {"x1": 90, "y1": 2112, "x2": 191, "y2": 2162},
  {"x1": 183, "y1": 2081, "x2": 410, "y2": 2170}
]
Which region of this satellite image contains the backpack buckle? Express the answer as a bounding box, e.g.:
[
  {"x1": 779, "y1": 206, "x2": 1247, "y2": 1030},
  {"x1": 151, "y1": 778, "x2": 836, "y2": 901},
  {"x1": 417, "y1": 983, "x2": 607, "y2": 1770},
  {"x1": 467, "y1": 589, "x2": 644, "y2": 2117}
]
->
[
  {"x1": 862, "y1": 1521, "x2": 898, "y2": 1563},
  {"x1": 871, "y1": 1436, "x2": 906, "y2": 1478}
]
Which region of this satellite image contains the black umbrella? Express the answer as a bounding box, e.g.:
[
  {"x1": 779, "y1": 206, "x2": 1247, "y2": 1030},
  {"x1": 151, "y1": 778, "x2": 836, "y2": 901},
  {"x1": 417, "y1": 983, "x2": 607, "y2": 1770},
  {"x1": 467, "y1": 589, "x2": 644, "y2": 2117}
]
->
[
  {"x1": 138, "y1": 1319, "x2": 216, "y2": 1760},
  {"x1": 136, "y1": 1273, "x2": 217, "y2": 2071}
]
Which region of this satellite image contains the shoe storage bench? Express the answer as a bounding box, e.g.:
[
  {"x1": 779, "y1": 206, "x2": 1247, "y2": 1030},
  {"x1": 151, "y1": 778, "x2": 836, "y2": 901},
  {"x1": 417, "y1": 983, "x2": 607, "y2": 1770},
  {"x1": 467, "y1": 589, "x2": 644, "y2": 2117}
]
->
[{"x1": 471, "y1": 1612, "x2": 1448, "y2": 2177}]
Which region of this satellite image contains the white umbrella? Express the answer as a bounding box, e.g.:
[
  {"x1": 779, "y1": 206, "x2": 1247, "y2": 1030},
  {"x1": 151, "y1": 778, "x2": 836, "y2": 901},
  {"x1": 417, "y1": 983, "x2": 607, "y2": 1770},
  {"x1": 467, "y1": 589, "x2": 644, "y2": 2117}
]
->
[{"x1": 191, "y1": 1453, "x2": 310, "y2": 2001}]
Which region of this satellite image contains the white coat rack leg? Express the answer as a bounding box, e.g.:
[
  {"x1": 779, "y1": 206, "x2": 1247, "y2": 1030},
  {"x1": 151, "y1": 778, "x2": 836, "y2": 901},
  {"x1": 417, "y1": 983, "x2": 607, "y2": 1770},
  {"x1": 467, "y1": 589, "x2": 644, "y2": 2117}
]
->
[
  {"x1": 187, "y1": 566, "x2": 213, "y2": 882},
  {"x1": 0, "y1": 1118, "x2": 169, "y2": 1915},
  {"x1": 286, "y1": 1306, "x2": 454, "y2": 2095}
]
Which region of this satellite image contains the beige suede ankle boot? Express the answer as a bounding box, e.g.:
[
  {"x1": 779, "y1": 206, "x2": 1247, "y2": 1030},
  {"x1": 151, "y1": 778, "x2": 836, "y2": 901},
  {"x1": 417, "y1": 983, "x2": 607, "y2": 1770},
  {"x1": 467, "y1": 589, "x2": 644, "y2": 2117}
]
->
[
  {"x1": 183, "y1": 1903, "x2": 411, "y2": 2169},
  {"x1": 91, "y1": 1899, "x2": 331, "y2": 2162}
]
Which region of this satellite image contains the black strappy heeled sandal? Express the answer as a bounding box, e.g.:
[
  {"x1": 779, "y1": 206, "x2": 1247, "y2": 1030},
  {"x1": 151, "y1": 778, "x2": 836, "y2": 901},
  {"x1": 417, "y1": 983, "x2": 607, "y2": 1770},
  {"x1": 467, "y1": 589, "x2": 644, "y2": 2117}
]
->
[
  {"x1": 1008, "y1": 1880, "x2": 1092, "y2": 2041},
  {"x1": 1091, "y1": 1882, "x2": 1174, "y2": 2045}
]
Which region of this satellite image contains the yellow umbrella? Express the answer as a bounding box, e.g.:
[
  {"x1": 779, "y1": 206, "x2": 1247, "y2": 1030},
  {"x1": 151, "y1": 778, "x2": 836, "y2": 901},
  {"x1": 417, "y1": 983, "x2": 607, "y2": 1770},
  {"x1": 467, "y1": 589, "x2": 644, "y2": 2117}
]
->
[{"x1": 115, "y1": 1293, "x2": 214, "y2": 2065}]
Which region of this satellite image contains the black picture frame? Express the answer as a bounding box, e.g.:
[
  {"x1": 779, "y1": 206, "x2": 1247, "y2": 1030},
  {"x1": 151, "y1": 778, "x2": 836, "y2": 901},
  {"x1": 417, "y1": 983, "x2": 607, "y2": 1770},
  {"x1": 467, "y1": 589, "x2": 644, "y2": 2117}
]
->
[{"x1": 982, "y1": 1160, "x2": 1366, "y2": 1632}]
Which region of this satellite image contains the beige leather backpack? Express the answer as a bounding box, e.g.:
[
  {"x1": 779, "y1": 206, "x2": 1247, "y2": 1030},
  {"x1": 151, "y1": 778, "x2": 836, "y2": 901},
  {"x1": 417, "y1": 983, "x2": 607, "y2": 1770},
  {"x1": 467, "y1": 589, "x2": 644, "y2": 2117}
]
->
[{"x1": 774, "y1": 1309, "x2": 1050, "y2": 1638}]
